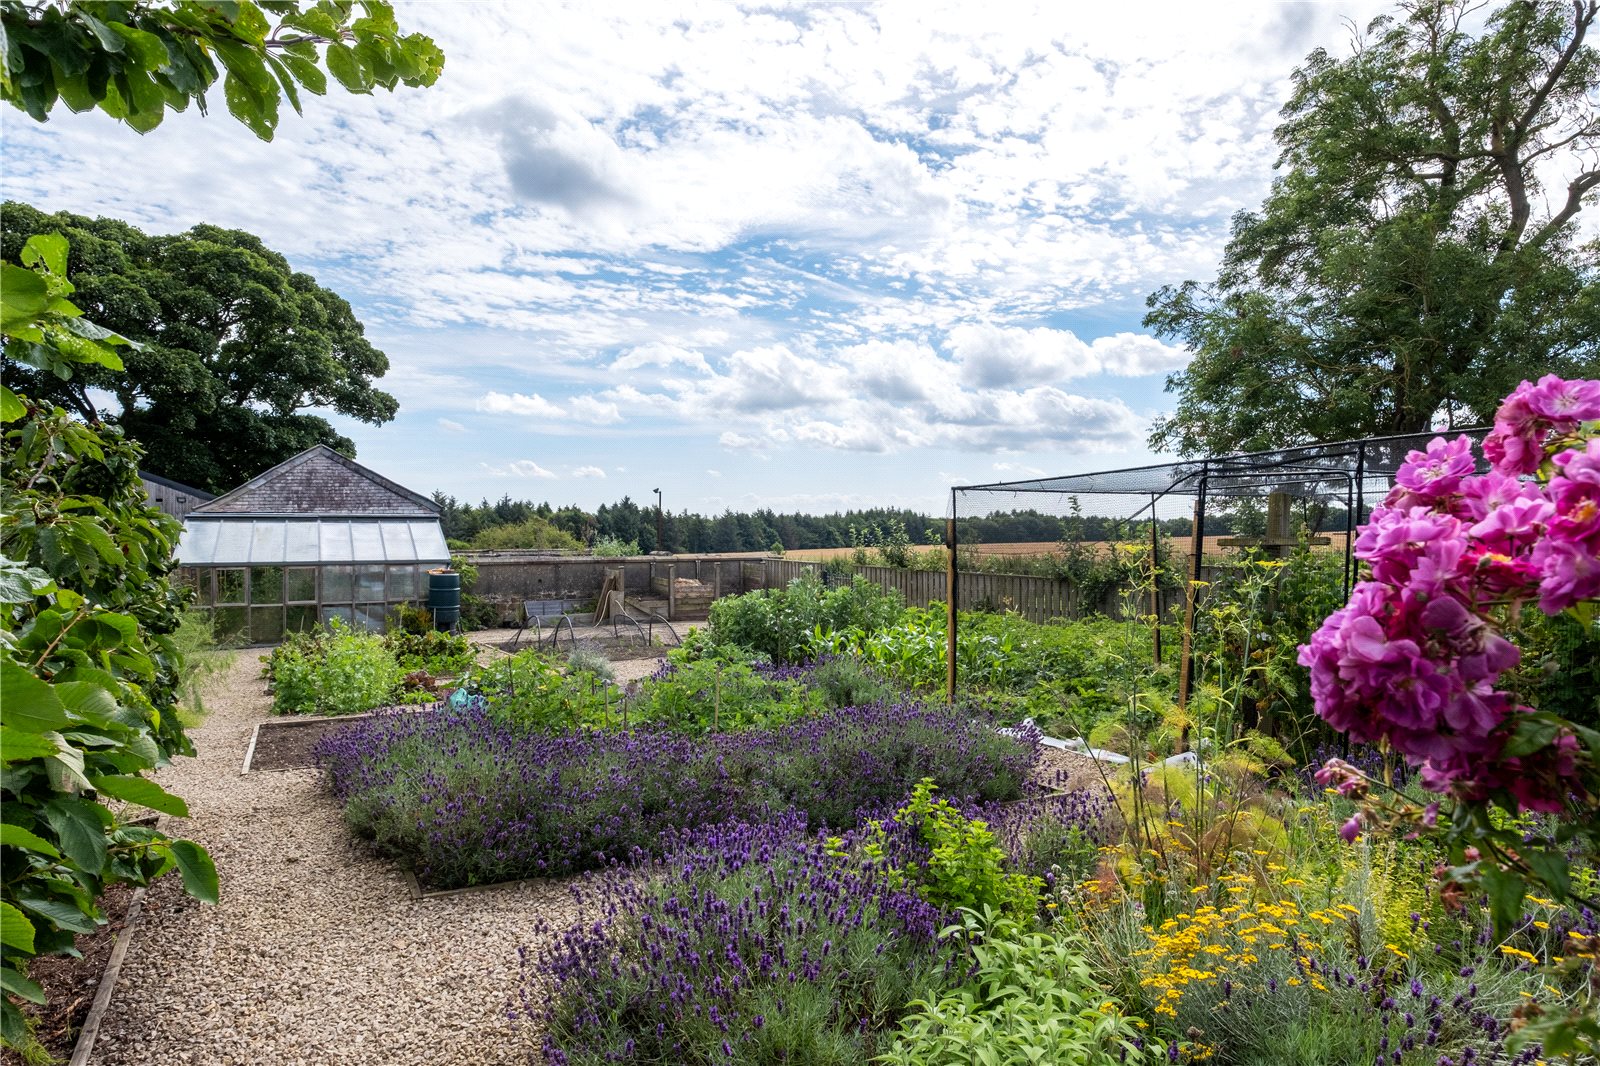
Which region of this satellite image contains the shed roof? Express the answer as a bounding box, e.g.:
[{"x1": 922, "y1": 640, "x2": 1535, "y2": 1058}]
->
[
  {"x1": 189, "y1": 445, "x2": 440, "y2": 517},
  {"x1": 177, "y1": 518, "x2": 450, "y2": 566}
]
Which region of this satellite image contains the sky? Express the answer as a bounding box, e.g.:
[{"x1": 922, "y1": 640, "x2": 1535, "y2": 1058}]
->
[{"x1": 2, "y1": 0, "x2": 1398, "y2": 516}]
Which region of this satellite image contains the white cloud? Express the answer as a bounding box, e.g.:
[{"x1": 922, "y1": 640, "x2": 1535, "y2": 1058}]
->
[
  {"x1": 572, "y1": 465, "x2": 607, "y2": 478},
  {"x1": 482, "y1": 459, "x2": 557, "y2": 478},
  {"x1": 476, "y1": 390, "x2": 623, "y2": 424},
  {"x1": 706, "y1": 469, "x2": 723, "y2": 478},
  {"x1": 437, "y1": 418, "x2": 467, "y2": 433},
  {"x1": 611, "y1": 343, "x2": 712, "y2": 374}
]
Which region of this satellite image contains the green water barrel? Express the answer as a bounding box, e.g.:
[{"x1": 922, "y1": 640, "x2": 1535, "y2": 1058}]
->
[{"x1": 427, "y1": 568, "x2": 461, "y2": 630}]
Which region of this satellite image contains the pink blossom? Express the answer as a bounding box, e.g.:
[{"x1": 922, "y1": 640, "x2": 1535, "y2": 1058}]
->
[
  {"x1": 1391, "y1": 435, "x2": 1478, "y2": 507},
  {"x1": 1525, "y1": 375, "x2": 1600, "y2": 421},
  {"x1": 1339, "y1": 815, "x2": 1363, "y2": 843}
]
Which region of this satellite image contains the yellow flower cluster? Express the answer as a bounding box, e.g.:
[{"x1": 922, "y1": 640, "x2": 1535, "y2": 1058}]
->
[{"x1": 1133, "y1": 874, "x2": 1352, "y2": 1017}]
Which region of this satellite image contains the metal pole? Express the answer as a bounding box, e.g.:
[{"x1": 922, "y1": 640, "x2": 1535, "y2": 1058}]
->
[
  {"x1": 1150, "y1": 493, "x2": 1162, "y2": 666},
  {"x1": 1177, "y1": 470, "x2": 1208, "y2": 720},
  {"x1": 946, "y1": 496, "x2": 958, "y2": 703},
  {"x1": 1348, "y1": 447, "x2": 1365, "y2": 597}
]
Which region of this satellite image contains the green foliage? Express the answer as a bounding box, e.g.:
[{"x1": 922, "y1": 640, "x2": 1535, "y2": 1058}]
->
[
  {"x1": 266, "y1": 617, "x2": 403, "y2": 715},
  {"x1": 851, "y1": 516, "x2": 917, "y2": 568},
  {"x1": 880, "y1": 911, "x2": 1154, "y2": 1066},
  {"x1": 590, "y1": 535, "x2": 639, "y2": 557},
  {"x1": 0, "y1": 387, "x2": 216, "y2": 1048},
  {"x1": 706, "y1": 574, "x2": 905, "y2": 664},
  {"x1": 805, "y1": 655, "x2": 896, "y2": 708},
  {"x1": 1148, "y1": 0, "x2": 1600, "y2": 454},
  {"x1": 2, "y1": 202, "x2": 401, "y2": 493},
  {"x1": 171, "y1": 607, "x2": 233, "y2": 727},
  {"x1": 625, "y1": 659, "x2": 819, "y2": 732},
  {"x1": 870, "y1": 781, "x2": 1041, "y2": 922},
  {"x1": 564, "y1": 644, "x2": 614, "y2": 683},
  {"x1": 474, "y1": 648, "x2": 612, "y2": 729},
  {"x1": 468, "y1": 516, "x2": 585, "y2": 551},
  {"x1": 1193, "y1": 546, "x2": 1346, "y2": 750},
  {"x1": 382, "y1": 627, "x2": 473, "y2": 677},
  {"x1": 0, "y1": 0, "x2": 444, "y2": 138}
]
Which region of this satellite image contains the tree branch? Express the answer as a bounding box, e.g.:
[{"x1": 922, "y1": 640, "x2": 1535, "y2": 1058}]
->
[
  {"x1": 1526, "y1": 168, "x2": 1600, "y2": 249},
  {"x1": 1514, "y1": 0, "x2": 1597, "y2": 138}
]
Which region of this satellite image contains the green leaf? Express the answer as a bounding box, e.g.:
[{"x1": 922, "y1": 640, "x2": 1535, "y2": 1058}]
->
[
  {"x1": 0, "y1": 661, "x2": 71, "y2": 733},
  {"x1": 324, "y1": 42, "x2": 371, "y2": 92},
  {"x1": 279, "y1": 52, "x2": 326, "y2": 95},
  {"x1": 170, "y1": 839, "x2": 218, "y2": 903},
  {"x1": 54, "y1": 681, "x2": 120, "y2": 725},
  {"x1": 42, "y1": 796, "x2": 107, "y2": 874},
  {"x1": 17, "y1": 894, "x2": 99, "y2": 935},
  {"x1": 45, "y1": 744, "x2": 93, "y2": 792},
  {"x1": 89, "y1": 773, "x2": 190, "y2": 817},
  {"x1": 1502, "y1": 714, "x2": 1562, "y2": 758},
  {"x1": 1522, "y1": 850, "x2": 1571, "y2": 901},
  {"x1": 264, "y1": 51, "x2": 301, "y2": 115},
  {"x1": 211, "y1": 39, "x2": 275, "y2": 95},
  {"x1": 0, "y1": 901, "x2": 36, "y2": 953},
  {"x1": 281, "y1": 8, "x2": 344, "y2": 39},
  {"x1": 1481, "y1": 864, "x2": 1527, "y2": 940},
  {"x1": 0, "y1": 822, "x2": 61, "y2": 858},
  {"x1": 0, "y1": 263, "x2": 51, "y2": 331},
  {"x1": 74, "y1": 10, "x2": 126, "y2": 53},
  {"x1": 0, "y1": 727, "x2": 62, "y2": 763},
  {"x1": 20, "y1": 232, "x2": 69, "y2": 276},
  {"x1": 0, "y1": 966, "x2": 45, "y2": 1005},
  {"x1": 223, "y1": 69, "x2": 276, "y2": 140},
  {"x1": 0, "y1": 386, "x2": 24, "y2": 423},
  {"x1": 108, "y1": 22, "x2": 170, "y2": 69}
]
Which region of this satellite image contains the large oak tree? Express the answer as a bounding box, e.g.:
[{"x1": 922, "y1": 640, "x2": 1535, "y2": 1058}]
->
[
  {"x1": 2, "y1": 202, "x2": 399, "y2": 492},
  {"x1": 1147, "y1": 0, "x2": 1600, "y2": 456}
]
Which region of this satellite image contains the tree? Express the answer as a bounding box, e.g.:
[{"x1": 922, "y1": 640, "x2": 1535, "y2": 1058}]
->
[
  {"x1": 1, "y1": 0, "x2": 444, "y2": 139},
  {"x1": 1147, "y1": 0, "x2": 1600, "y2": 456},
  {"x1": 0, "y1": 1, "x2": 441, "y2": 1052},
  {"x1": 2, "y1": 202, "x2": 399, "y2": 493}
]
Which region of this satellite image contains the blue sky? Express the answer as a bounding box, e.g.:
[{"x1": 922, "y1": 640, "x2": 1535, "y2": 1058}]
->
[{"x1": 2, "y1": 0, "x2": 1395, "y2": 515}]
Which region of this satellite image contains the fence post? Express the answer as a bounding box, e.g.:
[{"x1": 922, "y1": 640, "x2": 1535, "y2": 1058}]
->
[
  {"x1": 1150, "y1": 494, "x2": 1162, "y2": 666},
  {"x1": 667, "y1": 564, "x2": 677, "y2": 619},
  {"x1": 946, "y1": 511, "x2": 958, "y2": 703}
]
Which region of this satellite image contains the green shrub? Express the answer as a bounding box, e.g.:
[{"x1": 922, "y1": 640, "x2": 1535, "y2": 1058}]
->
[
  {"x1": 706, "y1": 574, "x2": 905, "y2": 663},
  {"x1": 267, "y1": 618, "x2": 404, "y2": 715},
  {"x1": 867, "y1": 780, "x2": 1040, "y2": 922},
  {"x1": 565, "y1": 643, "x2": 614, "y2": 682},
  {"x1": 591, "y1": 535, "x2": 639, "y2": 556},
  {"x1": 880, "y1": 912, "x2": 1156, "y2": 1066},
  {"x1": 474, "y1": 647, "x2": 612, "y2": 728},
  {"x1": 383, "y1": 628, "x2": 475, "y2": 676},
  {"x1": 469, "y1": 516, "x2": 584, "y2": 551},
  {"x1": 624, "y1": 658, "x2": 817, "y2": 731},
  {"x1": 807, "y1": 655, "x2": 895, "y2": 707}
]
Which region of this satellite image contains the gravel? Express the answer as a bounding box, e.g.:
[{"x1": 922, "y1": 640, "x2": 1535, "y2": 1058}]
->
[{"x1": 91, "y1": 650, "x2": 595, "y2": 1066}]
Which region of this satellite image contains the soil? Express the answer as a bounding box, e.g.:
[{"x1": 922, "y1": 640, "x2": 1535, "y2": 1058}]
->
[
  {"x1": 1033, "y1": 745, "x2": 1116, "y2": 795},
  {"x1": 0, "y1": 882, "x2": 136, "y2": 1066},
  {"x1": 247, "y1": 717, "x2": 367, "y2": 772}
]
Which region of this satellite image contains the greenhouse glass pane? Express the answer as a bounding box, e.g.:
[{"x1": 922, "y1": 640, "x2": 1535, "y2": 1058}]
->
[
  {"x1": 356, "y1": 565, "x2": 386, "y2": 602},
  {"x1": 217, "y1": 569, "x2": 246, "y2": 604},
  {"x1": 320, "y1": 523, "x2": 353, "y2": 562},
  {"x1": 285, "y1": 567, "x2": 317, "y2": 603},
  {"x1": 250, "y1": 566, "x2": 284, "y2": 605},
  {"x1": 285, "y1": 606, "x2": 317, "y2": 634},
  {"x1": 284, "y1": 522, "x2": 320, "y2": 562},
  {"x1": 193, "y1": 569, "x2": 216, "y2": 606},
  {"x1": 380, "y1": 522, "x2": 414, "y2": 561},
  {"x1": 214, "y1": 607, "x2": 247, "y2": 644},
  {"x1": 249, "y1": 521, "x2": 285, "y2": 564},
  {"x1": 321, "y1": 605, "x2": 353, "y2": 627},
  {"x1": 212, "y1": 522, "x2": 253, "y2": 564},
  {"x1": 411, "y1": 522, "x2": 449, "y2": 562},
  {"x1": 386, "y1": 565, "x2": 417, "y2": 600},
  {"x1": 323, "y1": 565, "x2": 353, "y2": 602},
  {"x1": 250, "y1": 607, "x2": 284, "y2": 644},
  {"x1": 350, "y1": 522, "x2": 385, "y2": 561},
  {"x1": 354, "y1": 604, "x2": 386, "y2": 632},
  {"x1": 178, "y1": 521, "x2": 220, "y2": 565}
]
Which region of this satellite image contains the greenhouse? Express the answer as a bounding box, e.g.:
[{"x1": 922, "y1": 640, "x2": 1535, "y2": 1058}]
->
[{"x1": 176, "y1": 445, "x2": 449, "y2": 643}]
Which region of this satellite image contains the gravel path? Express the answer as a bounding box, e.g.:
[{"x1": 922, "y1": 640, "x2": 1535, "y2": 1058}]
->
[{"x1": 92, "y1": 650, "x2": 592, "y2": 1066}]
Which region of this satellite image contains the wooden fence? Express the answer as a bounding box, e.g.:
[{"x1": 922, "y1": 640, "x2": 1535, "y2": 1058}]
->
[{"x1": 754, "y1": 558, "x2": 1203, "y2": 624}]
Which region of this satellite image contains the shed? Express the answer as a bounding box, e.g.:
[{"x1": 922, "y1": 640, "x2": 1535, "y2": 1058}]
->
[
  {"x1": 140, "y1": 471, "x2": 215, "y2": 521},
  {"x1": 177, "y1": 445, "x2": 449, "y2": 643}
]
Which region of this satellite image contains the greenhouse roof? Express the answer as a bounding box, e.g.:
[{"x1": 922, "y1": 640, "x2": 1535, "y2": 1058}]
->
[
  {"x1": 177, "y1": 518, "x2": 450, "y2": 567},
  {"x1": 953, "y1": 427, "x2": 1491, "y2": 503}
]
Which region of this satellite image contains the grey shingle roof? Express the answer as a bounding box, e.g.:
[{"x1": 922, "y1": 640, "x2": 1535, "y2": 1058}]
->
[{"x1": 189, "y1": 445, "x2": 440, "y2": 517}]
